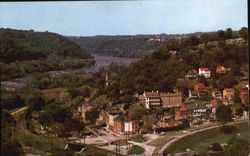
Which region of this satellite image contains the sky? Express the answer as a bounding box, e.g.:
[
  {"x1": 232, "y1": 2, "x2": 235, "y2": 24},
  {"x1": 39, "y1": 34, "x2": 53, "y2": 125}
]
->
[{"x1": 0, "y1": 0, "x2": 248, "y2": 36}]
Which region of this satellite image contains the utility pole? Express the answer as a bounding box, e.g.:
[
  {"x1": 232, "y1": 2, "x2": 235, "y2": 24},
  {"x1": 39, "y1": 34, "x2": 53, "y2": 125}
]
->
[{"x1": 118, "y1": 139, "x2": 120, "y2": 155}]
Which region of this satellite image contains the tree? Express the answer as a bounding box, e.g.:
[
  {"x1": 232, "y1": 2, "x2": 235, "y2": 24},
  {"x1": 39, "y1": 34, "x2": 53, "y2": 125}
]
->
[
  {"x1": 225, "y1": 28, "x2": 233, "y2": 39},
  {"x1": 197, "y1": 75, "x2": 208, "y2": 86},
  {"x1": 85, "y1": 109, "x2": 99, "y2": 125},
  {"x1": 25, "y1": 94, "x2": 45, "y2": 111},
  {"x1": 239, "y1": 27, "x2": 248, "y2": 40},
  {"x1": 128, "y1": 105, "x2": 148, "y2": 121},
  {"x1": 216, "y1": 105, "x2": 233, "y2": 125},
  {"x1": 216, "y1": 30, "x2": 226, "y2": 40},
  {"x1": 182, "y1": 119, "x2": 190, "y2": 128}
]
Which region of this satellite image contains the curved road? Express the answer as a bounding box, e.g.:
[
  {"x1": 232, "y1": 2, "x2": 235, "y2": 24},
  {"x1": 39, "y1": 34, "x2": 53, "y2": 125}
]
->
[{"x1": 154, "y1": 119, "x2": 248, "y2": 156}]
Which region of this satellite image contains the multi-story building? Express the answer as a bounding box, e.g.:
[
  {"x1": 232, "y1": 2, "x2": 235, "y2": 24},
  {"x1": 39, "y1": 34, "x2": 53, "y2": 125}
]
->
[
  {"x1": 143, "y1": 91, "x2": 161, "y2": 109},
  {"x1": 211, "y1": 89, "x2": 222, "y2": 99},
  {"x1": 140, "y1": 91, "x2": 183, "y2": 109},
  {"x1": 199, "y1": 68, "x2": 211, "y2": 78},
  {"x1": 240, "y1": 85, "x2": 249, "y2": 104},
  {"x1": 105, "y1": 112, "x2": 139, "y2": 135},
  {"x1": 160, "y1": 92, "x2": 182, "y2": 108},
  {"x1": 194, "y1": 83, "x2": 205, "y2": 92}
]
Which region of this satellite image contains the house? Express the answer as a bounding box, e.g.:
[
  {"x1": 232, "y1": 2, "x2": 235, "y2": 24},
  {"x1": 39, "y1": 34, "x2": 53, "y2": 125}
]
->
[
  {"x1": 192, "y1": 106, "x2": 207, "y2": 118},
  {"x1": 211, "y1": 98, "x2": 226, "y2": 108},
  {"x1": 240, "y1": 86, "x2": 249, "y2": 104},
  {"x1": 136, "y1": 94, "x2": 146, "y2": 106},
  {"x1": 194, "y1": 83, "x2": 205, "y2": 92},
  {"x1": 143, "y1": 91, "x2": 161, "y2": 109},
  {"x1": 113, "y1": 115, "x2": 125, "y2": 134},
  {"x1": 78, "y1": 103, "x2": 93, "y2": 122},
  {"x1": 185, "y1": 69, "x2": 198, "y2": 80},
  {"x1": 169, "y1": 50, "x2": 177, "y2": 56},
  {"x1": 158, "y1": 116, "x2": 179, "y2": 128},
  {"x1": 199, "y1": 68, "x2": 211, "y2": 78},
  {"x1": 189, "y1": 90, "x2": 199, "y2": 100},
  {"x1": 105, "y1": 112, "x2": 139, "y2": 135},
  {"x1": 160, "y1": 92, "x2": 182, "y2": 108},
  {"x1": 124, "y1": 121, "x2": 139, "y2": 135},
  {"x1": 211, "y1": 89, "x2": 222, "y2": 99},
  {"x1": 223, "y1": 88, "x2": 234, "y2": 102},
  {"x1": 175, "y1": 104, "x2": 193, "y2": 120},
  {"x1": 216, "y1": 66, "x2": 229, "y2": 74}
]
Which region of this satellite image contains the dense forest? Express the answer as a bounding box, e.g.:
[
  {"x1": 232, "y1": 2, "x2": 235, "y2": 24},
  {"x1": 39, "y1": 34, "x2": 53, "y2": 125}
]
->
[{"x1": 0, "y1": 28, "x2": 93, "y2": 81}]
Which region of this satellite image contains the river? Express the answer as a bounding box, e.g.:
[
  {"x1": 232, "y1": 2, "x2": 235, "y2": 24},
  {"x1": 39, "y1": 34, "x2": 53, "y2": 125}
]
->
[{"x1": 1, "y1": 55, "x2": 141, "y2": 90}]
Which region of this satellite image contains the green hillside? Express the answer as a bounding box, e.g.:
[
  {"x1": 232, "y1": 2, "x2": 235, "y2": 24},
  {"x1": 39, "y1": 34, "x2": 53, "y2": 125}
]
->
[{"x1": 0, "y1": 28, "x2": 93, "y2": 81}]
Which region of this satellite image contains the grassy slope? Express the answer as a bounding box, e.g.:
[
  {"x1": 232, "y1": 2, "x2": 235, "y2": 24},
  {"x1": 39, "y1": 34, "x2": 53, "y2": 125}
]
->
[{"x1": 164, "y1": 121, "x2": 249, "y2": 154}]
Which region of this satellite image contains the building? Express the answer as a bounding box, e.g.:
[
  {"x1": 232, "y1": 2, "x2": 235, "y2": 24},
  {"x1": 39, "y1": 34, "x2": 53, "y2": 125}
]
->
[
  {"x1": 78, "y1": 103, "x2": 93, "y2": 122},
  {"x1": 105, "y1": 112, "x2": 139, "y2": 135},
  {"x1": 143, "y1": 91, "x2": 161, "y2": 109},
  {"x1": 216, "y1": 66, "x2": 229, "y2": 74},
  {"x1": 169, "y1": 50, "x2": 177, "y2": 56},
  {"x1": 192, "y1": 106, "x2": 208, "y2": 118},
  {"x1": 211, "y1": 98, "x2": 226, "y2": 108},
  {"x1": 105, "y1": 72, "x2": 110, "y2": 86},
  {"x1": 240, "y1": 86, "x2": 249, "y2": 104},
  {"x1": 223, "y1": 88, "x2": 234, "y2": 104},
  {"x1": 199, "y1": 68, "x2": 211, "y2": 78},
  {"x1": 194, "y1": 83, "x2": 205, "y2": 92},
  {"x1": 211, "y1": 89, "x2": 222, "y2": 99},
  {"x1": 139, "y1": 91, "x2": 182, "y2": 109},
  {"x1": 185, "y1": 69, "x2": 198, "y2": 80},
  {"x1": 160, "y1": 92, "x2": 182, "y2": 108},
  {"x1": 175, "y1": 104, "x2": 193, "y2": 120},
  {"x1": 189, "y1": 90, "x2": 199, "y2": 100}
]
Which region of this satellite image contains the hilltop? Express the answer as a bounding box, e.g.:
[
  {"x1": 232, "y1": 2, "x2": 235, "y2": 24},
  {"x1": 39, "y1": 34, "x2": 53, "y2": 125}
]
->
[{"x1": 0, "y1": 28, "x2": 93, "y2": 81}]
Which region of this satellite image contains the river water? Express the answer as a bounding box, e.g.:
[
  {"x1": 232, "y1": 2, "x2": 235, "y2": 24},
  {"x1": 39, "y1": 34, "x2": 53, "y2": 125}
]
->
[{"x1": 1, "y1": 55, "x2": 141, "y2": 90}]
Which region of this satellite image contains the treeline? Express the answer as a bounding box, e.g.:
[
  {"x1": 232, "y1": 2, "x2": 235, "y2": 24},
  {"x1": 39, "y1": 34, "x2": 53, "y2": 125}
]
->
[
  {"x1": 67, "y1": 35, "x2": 167, "y2": 58},
  {"x1": 103, "y1": 27, "x2": 248, "y2": 104},
  {"x1": 0, "y1": 28, "x2": 93, "y2": 80},
  {"x1": 67, "y1": 29, "x2": 243, "y2": 58}
]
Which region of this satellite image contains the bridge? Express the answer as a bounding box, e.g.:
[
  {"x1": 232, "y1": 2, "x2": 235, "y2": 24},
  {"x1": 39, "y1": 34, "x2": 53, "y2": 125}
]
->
[{"x1": 80, "y1": 58, "x2": 141, "y2": 66}]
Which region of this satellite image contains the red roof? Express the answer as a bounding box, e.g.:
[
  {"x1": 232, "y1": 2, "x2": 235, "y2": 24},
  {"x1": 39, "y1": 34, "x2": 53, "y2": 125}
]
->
[
  {"x1": 193, "y1": 69, "x2": 197, "y2": 73},
  {"x1": 199, "y1": 68, "x2": 210, "y2": 71},
  {"x1": 179, "y1": 104, "x2": 187, "y2": 111},
  {"x1": 221, "y1": 98, "x2": 227, "y2": 102}
]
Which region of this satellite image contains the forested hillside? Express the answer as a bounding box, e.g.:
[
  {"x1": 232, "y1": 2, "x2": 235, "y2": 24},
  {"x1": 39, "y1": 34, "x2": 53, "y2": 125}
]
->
[
  {"x1": 0, "y1": 28, "x2": 93, "y2": 80},
  {"x1": 66, "y1": 31, "x2": 239, "y2": 58},
  {"x1": 67, "y1": 34, "x2": 193, "y2": 58},
  {"x1": 102, "y1": 27, "x2": 248, "y2": 104}
]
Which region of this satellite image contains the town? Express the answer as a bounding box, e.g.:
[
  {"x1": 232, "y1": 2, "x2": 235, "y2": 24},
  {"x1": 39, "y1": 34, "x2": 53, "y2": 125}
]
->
[{"x1": 1, "y1": 1, "x2": 249, "y2": 156}]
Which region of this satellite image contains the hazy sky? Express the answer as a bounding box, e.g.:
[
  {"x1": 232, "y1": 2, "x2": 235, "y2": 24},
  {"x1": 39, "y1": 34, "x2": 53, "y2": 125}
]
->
[{"x1": 0, "y1": 0, "x2": 248, "y2": 36}]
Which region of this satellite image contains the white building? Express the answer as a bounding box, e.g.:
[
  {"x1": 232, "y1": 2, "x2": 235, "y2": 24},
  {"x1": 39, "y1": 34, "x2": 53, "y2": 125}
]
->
[
  {"x1": 199, "y1": 68, "x2": 211, "y2": 78},
  {"x1": 143, "y1": 91, "x2": 161, "y2": 109}
]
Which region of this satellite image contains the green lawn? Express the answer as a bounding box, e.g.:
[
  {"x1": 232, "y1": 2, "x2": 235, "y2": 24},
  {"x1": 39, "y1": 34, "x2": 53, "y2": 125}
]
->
[
  {"x1": 14, "y1": 129, "x2": 66, "y2": 155},
  {"x1": 164, "y1": 121, "x2": 249, "y2": 154},
  {"x1": 130, "y1": 134, "x2": 147, "y2": 143},
  {"x1": 127, "y1": 145, "x2": 145, "y2": 155}
]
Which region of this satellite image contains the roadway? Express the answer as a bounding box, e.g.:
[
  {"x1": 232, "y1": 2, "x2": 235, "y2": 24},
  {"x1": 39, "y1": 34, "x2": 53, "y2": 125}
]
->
[{"x1": 153, "y1": 118, "x2": 248, "y2": 156}]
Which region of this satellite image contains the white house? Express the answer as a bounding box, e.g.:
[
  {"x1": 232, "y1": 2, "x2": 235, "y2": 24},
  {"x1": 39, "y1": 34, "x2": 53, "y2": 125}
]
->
[{"x1": 198, "y1": 68, "x2": 211, "y2": 78}]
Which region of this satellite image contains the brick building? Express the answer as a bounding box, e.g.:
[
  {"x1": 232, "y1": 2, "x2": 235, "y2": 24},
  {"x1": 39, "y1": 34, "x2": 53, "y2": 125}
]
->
[{"x1": 160, "y1": 92, "x2": 182, "y2": 108}]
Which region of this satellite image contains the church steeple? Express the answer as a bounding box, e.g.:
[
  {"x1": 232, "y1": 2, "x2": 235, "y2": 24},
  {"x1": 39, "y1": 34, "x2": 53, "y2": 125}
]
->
[{"x1": 105, "y1": 72, "x2": 109, "y2": 86}]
